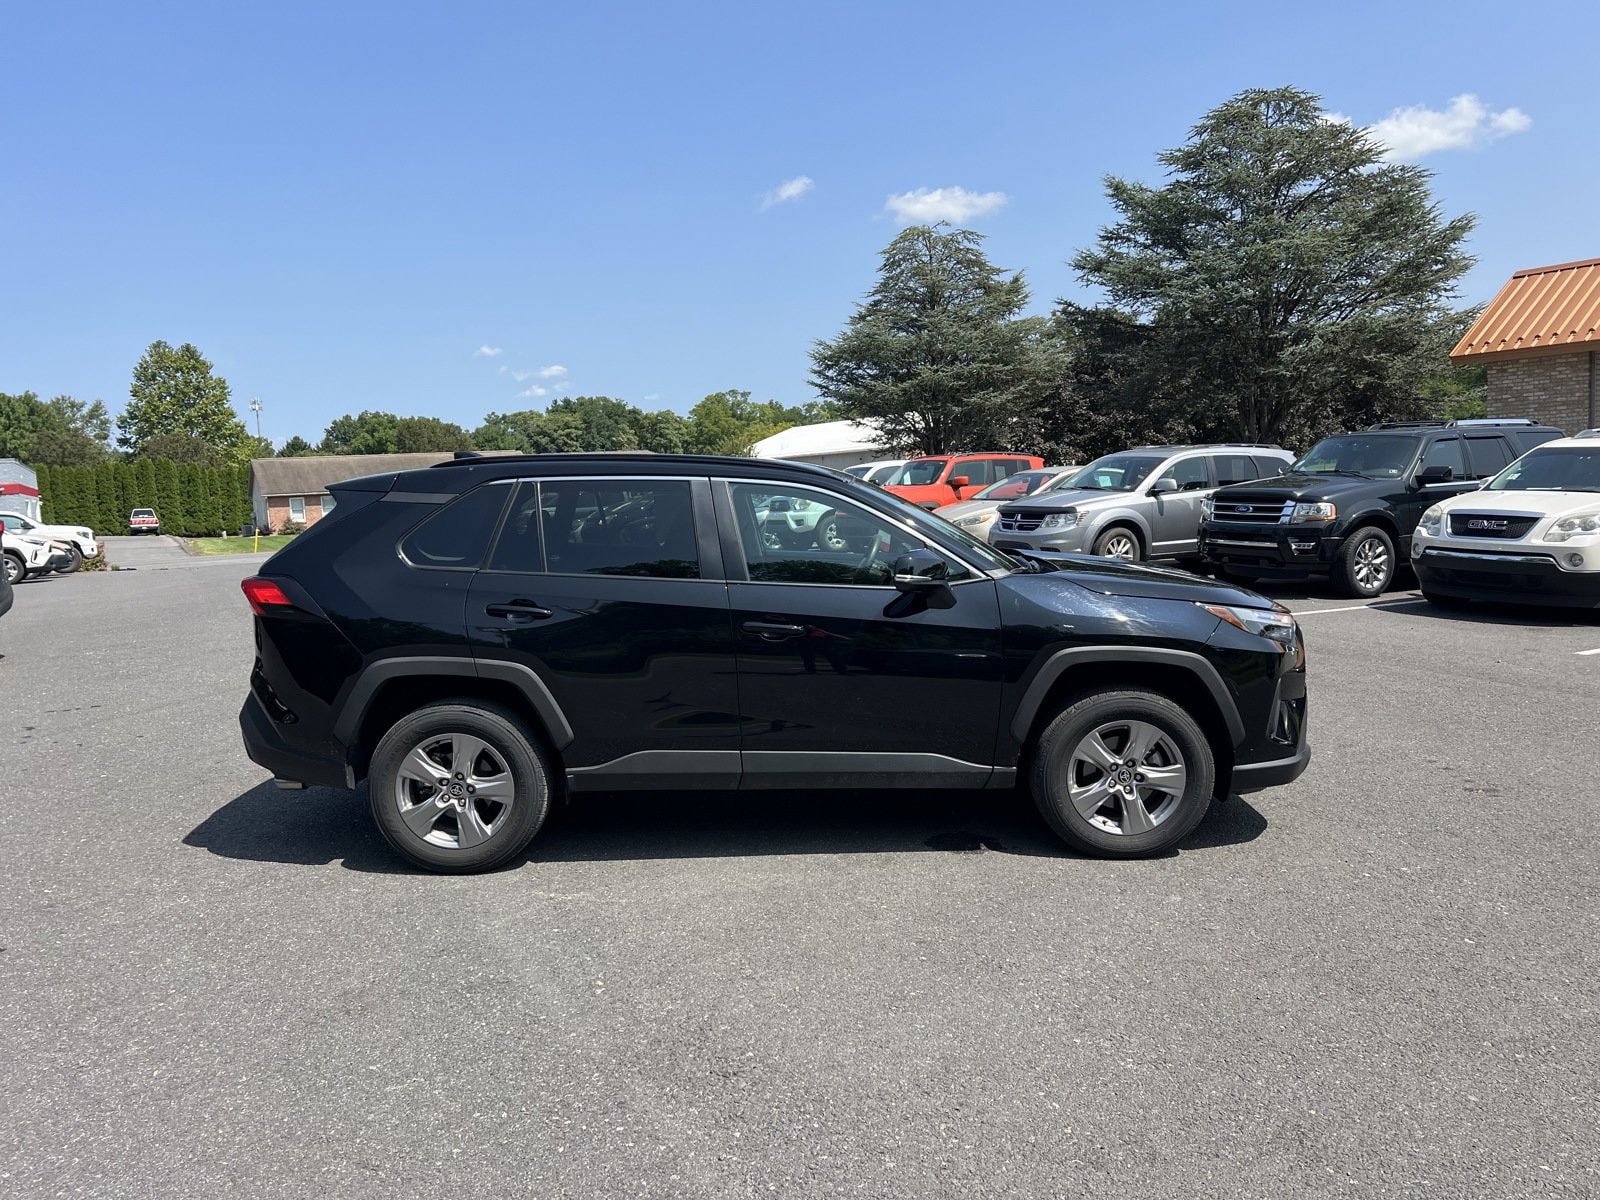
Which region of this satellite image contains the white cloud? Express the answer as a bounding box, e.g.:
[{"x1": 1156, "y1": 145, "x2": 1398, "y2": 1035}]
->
[
  {"x1": 643, "y1": 393, "x2": 662, "y2": 402},
  {"x1": 517, "y1": 385, "x2": 548, "y2": 399},
  {"x1": 473, "y1": 345, "x2": 504, "y2": 358},
  {"x1": 1355, "y1": 94, "x2": 1532, "y2": 162},
  {"x1": 509, "y1": 369, "x2": 534, "y2": 382},
  {"x1": 536, "y1": 364, "x2": 568, "y2": 379},
  {"x1": 761, "y1": 175, "x2": 814, "y2": 210},
  {"x1": 883, "y1": 186, "x2": 1007, "y2": 225}
]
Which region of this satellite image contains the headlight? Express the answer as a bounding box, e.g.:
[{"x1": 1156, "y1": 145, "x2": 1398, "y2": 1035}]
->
[
  {"x1": 1200, "y1": 602, "x2": 1299, "y2": 651},
  {"x1": 1200, "y1": 496, "x2": 1214, "y2": 519},
  {"x1": 953, "y1": 513, "x2": 994, "y2": 527},
  {"x1": 1039, "y1": 511, "x2": 1081, "y2": 529},
  {"x1": 1292, "y1": 502, "x2": 1337, "y2": 522},
  {"x1": 1547, "y1": 511, "x2": 1600, "y2": 542},
  {"x1": 1418, "y1": 504, "x2": 1445, "y2": 536}
]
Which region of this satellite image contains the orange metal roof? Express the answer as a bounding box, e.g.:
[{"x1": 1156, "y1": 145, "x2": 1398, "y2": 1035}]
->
[{"x1": 1451, "y1": 257, "x2": 1600, "y2": 362}]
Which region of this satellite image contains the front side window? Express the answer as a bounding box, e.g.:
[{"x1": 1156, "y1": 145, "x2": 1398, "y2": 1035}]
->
[
  {"x1": 729, "y1": 483, "x2": 970, "y2": 586},
  {"x1": 1488, "y1": 448, "x2": 1600, "y2": 493},
  {"x1": 1157, "y1": 456, "x2": 1211, "y2": 492},
  {"x1": 401, "y1": 482, "x2": 513, "y2": 570},
  {"x1": 952, "y1": 459, "x2": 991, "y2": 486},
  {"x1": 1418, "y1": 438, "x2": 1464, "y2": 479},
  {"x1": 539, "y1": 480, "x2": 699, "y2": 578},
  {"x1": 1291, "y1": 435, "x2": 1420, "y2": 479}
]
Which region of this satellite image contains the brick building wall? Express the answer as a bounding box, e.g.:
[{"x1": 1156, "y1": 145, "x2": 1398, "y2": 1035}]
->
[
  {"x1": 1487, "y1": 352, "x2": 1597, "y2": 433},
  {"x1": 266, "y1": 495, "x2": 330, "y2": 530}
]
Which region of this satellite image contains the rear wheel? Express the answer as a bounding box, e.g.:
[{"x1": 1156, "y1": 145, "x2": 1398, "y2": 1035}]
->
[
  {"x1": 1092, "y1": 526, "x2": 1143, "y2": 561},
  {"x1": 1333, "y1": 527, "x2": 1394, "y2": 598},
  {"x1": 369, "y1": 701, "x2": 552, "y2": 873},
  {"x1": 1030, "y1": 688, "x2": 1215, "y2": 858}
]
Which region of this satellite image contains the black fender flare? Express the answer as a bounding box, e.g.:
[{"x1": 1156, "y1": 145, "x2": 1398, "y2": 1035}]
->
[
  {"x1": 333, "y1": 655, "x2": 575, "y2": 750},
  {"x1": 1009, "y1": 645, "x2": 1246, "y2": 747}
]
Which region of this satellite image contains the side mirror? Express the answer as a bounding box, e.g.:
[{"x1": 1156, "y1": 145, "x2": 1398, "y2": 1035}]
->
[
  {"x1": 1414, "y1": 464, "x2": 1453, "y2": 488},
  {"x1": 891, "y1": 549, "x2": 949, "y2": 593},
  {"x1": 1149, "y1": 477, "x2": 1177, "y2": 495},
  {"x1": 948, "y1": 476, "x2": 970, "y2": 490}
]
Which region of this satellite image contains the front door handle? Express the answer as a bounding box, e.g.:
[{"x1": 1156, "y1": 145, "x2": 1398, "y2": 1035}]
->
[
  {"x1": 485, "y1": 600, "x2": 553, "y2": 620},
  {"x1": 742, "y1": 620, "x2": 806, "y2": 640}
]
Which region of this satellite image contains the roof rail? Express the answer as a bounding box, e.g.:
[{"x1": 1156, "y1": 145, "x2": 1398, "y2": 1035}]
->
[
  {"x1": 1576, "y1": 428, "x2": 1600, "y2": 439},
  {"x1": 1367, "y1": 421, "x2": 1446, "y2": 430},
  {"x1": 1445, "y1": 418, "x2": 1538, "y2": 427}
]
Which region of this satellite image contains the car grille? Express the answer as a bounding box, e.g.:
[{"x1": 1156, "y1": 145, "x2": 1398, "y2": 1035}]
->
[
  {"x1": 996, "y1": 511, "x2": 1044, "y2": 533},
  {"x1": 1447, "y1": 512, "x2": 1538, "y2": 539},
  {"x1": 1211, "y1": 499, "x2": 1295, "y2": 523}
]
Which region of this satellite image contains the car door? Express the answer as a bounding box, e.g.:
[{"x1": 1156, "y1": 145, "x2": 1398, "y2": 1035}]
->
[
  {"x1": 1399, "y1": 436, "x2": 1474, "y2": 550},
  {"x1": 1146, "y1": 454, "x2": 1214, "y2": 557},
  {"x1": 466, "y1": 476, "x2": 744, "y2": 789},
  {"x1": 950, "y1": 458, "x2": 992, "y2": 501},
  {"x1": 716, "y1": 479, "x2": 1006, "y2": 788}
]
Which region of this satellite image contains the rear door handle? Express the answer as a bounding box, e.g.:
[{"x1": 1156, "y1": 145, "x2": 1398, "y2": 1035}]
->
[
  {"x1": 742, "y1": 620, "x2": 806, "y2": 640},
  {"x1": 485, "y1": 600, "x2": 553, "y2": 620}
]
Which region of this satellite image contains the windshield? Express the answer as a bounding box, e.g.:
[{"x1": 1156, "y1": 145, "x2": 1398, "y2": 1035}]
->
[
  {"x1": 1487, "y1": 446, "x2": 1600, "y2": 493},
  {"x1": 842, "y1": 464, "x2": 870, "y2": 478},
  {"x1": 972, "y1": 470, "x2": 1053, "y2": 501},
  {"x1": 1056, "y1": 455, "x2": 1164, "y2": 492},
  {"x1": 892, "y1": 458, "x2": 948, "y2": 486},
  {"x1": 1291, "y1": 435, "x2": 1420, "y2": 479}
]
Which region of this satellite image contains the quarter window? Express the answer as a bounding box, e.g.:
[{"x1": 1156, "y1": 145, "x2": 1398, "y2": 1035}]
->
[
  {"x1": 728, "y1": 483, "x2": 967, "y2": 586},
  {"x1": 401, "y1": 482, "x2": 513, "y2": 570},
  {"x1": 536, "y1": 480, "x2": 699, "y2": 578}
]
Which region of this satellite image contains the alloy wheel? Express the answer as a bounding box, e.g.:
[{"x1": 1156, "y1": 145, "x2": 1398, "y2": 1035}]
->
[
  {"x1": 1352, "y1": 536, "x2": 1391, "y2": 592},
  {"x1": 392, "y1": 732, "x2": 515, "y2": 851},
  {"x1": 1100, "y1": 533, "x2": 1138, "y2": 560},
  {"x1": 1064, "y1": 719, "x2": 1187, "y2": 836},
  {"x1": 819, "y1": 519, "x2": 848, "y2": 552}
]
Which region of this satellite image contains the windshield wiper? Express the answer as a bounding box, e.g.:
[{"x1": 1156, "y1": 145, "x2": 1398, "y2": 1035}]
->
[{"x1": 1294, "y1": 468, "x2": 1375, "y2": 479}]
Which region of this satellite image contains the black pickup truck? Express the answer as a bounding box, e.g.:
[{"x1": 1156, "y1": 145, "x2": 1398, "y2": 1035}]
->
[{"x1": 1198, "y1": 419, "x2": 1566, "y2": 597}]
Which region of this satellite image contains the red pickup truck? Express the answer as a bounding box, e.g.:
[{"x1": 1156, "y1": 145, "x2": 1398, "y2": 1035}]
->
[
  {"x1": 883, "y1": 453, "x2": 1044, "y2": 510},
  {"x1": 128, "y1": 508, "x2": 161, "y2": 535}
]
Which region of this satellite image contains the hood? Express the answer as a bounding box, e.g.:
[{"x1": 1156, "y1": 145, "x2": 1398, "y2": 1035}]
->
[
  {"x1": 1216, "y1": 471, "x2": 1382, "y2": 502},
  {"x1": 1010, "y1": 552, "x2": 1274, "y2": 607},
  {"x1": 999, "y1": 487, "x2": 1116, "y2": 513},
  {"x1": 1438, "y1": 488, "x2": 1600, "y2": 517},
  {"x1": 936, "y1": 499, "x2": 999, "y2": 520}
]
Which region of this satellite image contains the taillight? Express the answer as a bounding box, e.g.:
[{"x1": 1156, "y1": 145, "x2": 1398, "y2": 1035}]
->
[{"x1": 241, "y1": 576, "x2": 293, "y2": 615}]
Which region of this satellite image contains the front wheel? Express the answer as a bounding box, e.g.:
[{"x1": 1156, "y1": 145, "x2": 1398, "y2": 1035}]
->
[
  {"x1": 369, "y1": 701, "x2": 552, "y2": 873},
  {"x1": 1333, "y1": 527, "x2": 1395, "y2": 598},
  {"x1": 1092, "y1": 526, "x2": 1142, "y2": 561},
  {"x1": 57, "y1": 547, "x2": 84, "y2": 574},
  {"x1": 1030, "y1": 688, "x2": 1215, "y2": 858},
  {"x1": 816, "y1": 516, "x2": 851, "y2": 553},
  {"x1": 3, "y1": 552, "x2": 25, "y2": 585}
]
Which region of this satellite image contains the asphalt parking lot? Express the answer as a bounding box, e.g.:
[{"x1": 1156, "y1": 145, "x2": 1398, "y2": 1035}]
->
[{"x1": 2, "y1": 549, "x2": 1596, "y2": 1198}]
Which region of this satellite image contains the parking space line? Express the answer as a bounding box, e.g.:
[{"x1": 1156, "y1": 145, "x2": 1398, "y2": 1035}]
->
[
  {"x1": 1292, "y1": 604, "x2": 1376, "y2": 615},
  {"x1": 1578, "y1": 648, "x2": 1600, "y2": 656}
]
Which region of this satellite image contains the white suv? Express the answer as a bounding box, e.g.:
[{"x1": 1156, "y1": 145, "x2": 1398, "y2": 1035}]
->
[
  {"x1": 1411, "y1": 430, "x2": 1600, "y2": 609},
  {"x1": 0, "y1": 512, "x2": 98, "y2": 572}
]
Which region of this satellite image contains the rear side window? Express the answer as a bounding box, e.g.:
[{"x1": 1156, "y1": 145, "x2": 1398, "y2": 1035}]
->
[
  {"x1": 400, "y1": 483, "x2": 512, "y2": 570},
  {"x1": 538, "y1": 480, "x2": 699, "y2": 578},
  {"x1": 1210, "y1": 454, "x2": 1259, "y2": 486},
  {"x1": 1465, "y1": 436, "x2": 1513, "y2": 477},
  {"x1": 1253, "y1": 455, "x2": 1290, "y2": 477}
]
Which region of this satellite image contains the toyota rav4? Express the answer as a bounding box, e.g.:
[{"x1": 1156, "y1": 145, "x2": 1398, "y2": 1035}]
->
[{"x1": 239, "y1": 453, "x2": 1309, "y2": 872}]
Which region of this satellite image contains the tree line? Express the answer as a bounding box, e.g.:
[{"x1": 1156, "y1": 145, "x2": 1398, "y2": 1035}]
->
[{"x1": 35, "y1": 460, "x2": 253, "y2": 538}]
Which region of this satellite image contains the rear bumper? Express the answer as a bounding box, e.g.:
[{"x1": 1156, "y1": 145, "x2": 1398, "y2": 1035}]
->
[
  {"x1": 1414, "y1": 548, "x2": 1600, "y2": 608},
  {"x1": 239, "y1": 694, "x2": 352, "y2": 789}
]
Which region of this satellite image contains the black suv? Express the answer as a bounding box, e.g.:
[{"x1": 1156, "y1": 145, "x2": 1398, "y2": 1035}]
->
[
  {"x1": 240, "y1": 454, "x2": 1309, "y2": 872},
  {"x1": 1198, "y1": 419, "x2": 1566, "y2": 597}
]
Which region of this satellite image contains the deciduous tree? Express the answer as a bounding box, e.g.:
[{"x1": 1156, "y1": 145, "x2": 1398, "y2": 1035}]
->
[{"x1": 119, "y1": 341, "x2": 249, "y2": 460}]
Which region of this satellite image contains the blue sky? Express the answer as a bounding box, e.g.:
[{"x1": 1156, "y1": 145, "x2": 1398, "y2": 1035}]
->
[{"x1": 2, "y1": 1, "x2": 1590, "y2": 447}]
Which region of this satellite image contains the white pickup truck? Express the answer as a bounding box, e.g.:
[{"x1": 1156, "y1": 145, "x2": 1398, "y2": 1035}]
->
[{"x1": 0, "y1": 512, "x2": 99, "y2": 572}]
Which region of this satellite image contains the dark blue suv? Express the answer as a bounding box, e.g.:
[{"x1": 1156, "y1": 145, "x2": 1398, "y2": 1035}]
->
[{"x1": 240, "y1": 453, "x2": 1309, "y2": 872}]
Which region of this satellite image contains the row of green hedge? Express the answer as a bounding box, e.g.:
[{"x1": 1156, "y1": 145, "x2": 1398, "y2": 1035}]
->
[{"x1": 34, "y1": 460, "x2": 253, "y2": 538}]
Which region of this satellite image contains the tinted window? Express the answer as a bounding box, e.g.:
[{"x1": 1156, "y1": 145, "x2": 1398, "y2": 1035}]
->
[
  {"x1": 1211, "y1": 454, "x2": 1259, "y2": 486},
  {"x1": 540, "y1": 480, "x2": 699, "y2": 578},
  {"x1": 485, "y1": 482, "x2": 545, "y2": 573},
  {"x1": 729, "y1": 483, "x2": 968, "y2": 586},
  {"x1": 1253, "y1": 455, "x2": 1290, "y2": 478},
  {"x1": 1465, "y1": 436, "x2": 1512, "y2": 477},
  {"x1": 1059, "y1": 454, "x2": 1164, "y2": 492},
  {"x1": 401, "y1": 482, "x2": 513, "y2": 570},
  {"x1": 894, "y1": 459, "x2": 947, "y2": 485},
  {"x1": 973, "y1": 470, "x2": 1054, "y2": 501},
  {"x1": 1158, "y1": 456, "x2": 1211, "y2": 491},
  {"x1": 1419, "y1": 437, "x2": 1464, "y2": 479},
  {"x1": 1487, "y1": 447, "x2": 1600, "y2": 492},
  {"x1": 952, "y1": 460, "x2": 991, "y2": 486}
]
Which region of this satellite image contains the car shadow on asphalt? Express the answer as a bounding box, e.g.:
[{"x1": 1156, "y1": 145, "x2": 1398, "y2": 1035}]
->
[
  {"x1": 185, "y1": 781, "x2": 1269, "y2": 873},
  {"x1": 1367, "y1": 597, "x2": 1600, "y2": 628}
]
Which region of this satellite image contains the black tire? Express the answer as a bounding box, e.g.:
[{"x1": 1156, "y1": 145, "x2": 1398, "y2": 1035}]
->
[
  {"x1": 1092, "y1": 525, "x2": 1143, "y2": 561},
  {"x1": 369, "y1": 700, "x2": 553, "y2": 873},
  {"x1": 3, "y1": 552, "x2": 25, "y2": 586},
  {"x1": 57, "y1": 546, "x2": 83, "y2": 574},
  {"x1": 1030, "y1": 687, "x2": 1216, "y2": 858},
  {"x1": 816, "y1": 516, "x2": 851, "y2": 553},
  {"x1": 1332, "y1": 526, "x2": 1395, "y2": 598}
]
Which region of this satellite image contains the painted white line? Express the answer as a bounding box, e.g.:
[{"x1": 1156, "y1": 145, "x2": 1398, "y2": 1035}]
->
[
  {"x1": 1578, "y1": 648, "x2": 1600, "y2": 656},
  {"x1": 1291, "y1": 604, "x2": 1375, "y2": 615}
]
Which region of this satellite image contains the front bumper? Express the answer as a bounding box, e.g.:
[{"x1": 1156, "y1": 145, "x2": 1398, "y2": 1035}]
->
[
  {"x1": 1413, "y1": 547, "x2": 1600, "y2": 608},
  {"x1": 991, "y1": 526, "x2": 1089, "y2": 554},
  {"x1": 1233, "y1": 740, "x2": 1311, "y2": 792},
  {"x1": 1199, "y1": 523, "x2": 1341, "y2": 575},
  {"x1": 239, "y1": 694, "x2": 352, "y2": 789}
]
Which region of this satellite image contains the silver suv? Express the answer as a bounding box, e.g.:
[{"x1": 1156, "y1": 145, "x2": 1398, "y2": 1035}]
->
[{"x1": 992, "y1": 445, "x2": 1295, "y2": 561}]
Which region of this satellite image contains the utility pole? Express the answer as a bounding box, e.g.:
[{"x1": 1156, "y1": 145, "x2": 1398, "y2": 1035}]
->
[{"x1": 249, "y1": 397, "x2": 263, "y2": 444}]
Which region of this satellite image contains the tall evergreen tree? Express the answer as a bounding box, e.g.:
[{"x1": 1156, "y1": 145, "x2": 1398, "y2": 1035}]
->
[{"x1": 154, "y1": 459, "x2": 182, "y2": 528}]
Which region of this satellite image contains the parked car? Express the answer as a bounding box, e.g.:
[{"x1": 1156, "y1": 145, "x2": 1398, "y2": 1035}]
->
[
  {"x1": 842, "y1": 459, "x2": 906, "y2": 485},
  {"x1": 1411, "y1": 429, "x2": 1600, "y2": 609},
  {"x1": 1199, "y1": 419, "x2": 1565, "y2": 598},
  {"x1": 992, "y1": 446, "x2": 1294, "y2": 563},
  {"x1": 935, "y1": 467, "x2": 1078, "y2": 542},
  {"x1": 885, "y1": 453, "x2": 1044, "y2": 510},
  {"x1": 2, "y1": 530, "x2": 56, "y2": 584},
  {"x1": 0, "y1": 512, "x2": 98, "y2": 573},
  {"x1": 129, "y1": 508, "x2": 161, "y2": 535},
  {"x1": 238, "y1": 452, "x2": 1309, "y2": 873}
]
